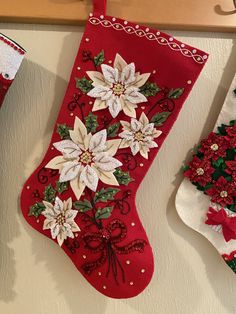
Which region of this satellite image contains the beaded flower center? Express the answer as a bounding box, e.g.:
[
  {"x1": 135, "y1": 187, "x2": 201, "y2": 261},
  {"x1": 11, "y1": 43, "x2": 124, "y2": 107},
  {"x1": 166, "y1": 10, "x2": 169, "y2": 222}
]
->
[
  {"x1": 112, "y1": 83, "x2": 125, "y2": 96},
  {"x1": 56, "y1": 213, "x2": 66, "y2": 225},
  {"x1": 196, "y1": 167, "x2": 204, "y2": 176},
  {"x1": 79, "y1": 151, "x2": 93, "y2": 165},
  {"x1": 220, "y1": 190, "x2": 228, "y2": 198},
  {"x1": 210, "y1": 143, "x2": 219, "y2": 151},
  {"x1": 134, "y1": 131, "x2": 145, "y2": 142}
]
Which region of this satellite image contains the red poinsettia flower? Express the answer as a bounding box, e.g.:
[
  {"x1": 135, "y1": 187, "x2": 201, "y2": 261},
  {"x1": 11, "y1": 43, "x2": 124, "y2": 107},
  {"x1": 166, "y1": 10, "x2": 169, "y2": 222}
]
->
[
  {"x1": 199, "y1": 132, "x2": 229, "y2": 160},
  {"x1": 225, "y1": 124, "x2": 236, "y2": 148},
  {"x1": 205, "y1": 176, "x2": 236, "y2": 207},
  {"x1": 225, "y1": 158, "x2": 236, "y2": 184},
  {"x1": 184, "y1": 156, "x2": 214, "y2": 186}
]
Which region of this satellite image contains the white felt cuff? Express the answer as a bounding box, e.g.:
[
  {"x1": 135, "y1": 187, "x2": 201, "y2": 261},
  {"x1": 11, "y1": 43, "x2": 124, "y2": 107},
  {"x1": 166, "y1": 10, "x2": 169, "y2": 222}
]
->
[{"x1": 0, "y1": 33, "x2": 26, "y2": 81}]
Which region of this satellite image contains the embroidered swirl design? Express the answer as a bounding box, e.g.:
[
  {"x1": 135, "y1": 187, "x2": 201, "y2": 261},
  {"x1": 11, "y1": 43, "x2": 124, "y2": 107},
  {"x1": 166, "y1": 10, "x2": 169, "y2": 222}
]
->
[{"x1": 89, "y1": 16, "x2": 207, "y2": 65}]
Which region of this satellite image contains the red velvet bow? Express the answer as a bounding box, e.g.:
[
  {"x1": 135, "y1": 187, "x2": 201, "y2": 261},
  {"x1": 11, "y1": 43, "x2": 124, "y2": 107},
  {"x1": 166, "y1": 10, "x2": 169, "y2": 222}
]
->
[
  {"x1": 205, "y1": 207, "x2": 236, "y2": 242},
  {"x1": 81, "y1": 219, "x2": 146, "y2": 283}
]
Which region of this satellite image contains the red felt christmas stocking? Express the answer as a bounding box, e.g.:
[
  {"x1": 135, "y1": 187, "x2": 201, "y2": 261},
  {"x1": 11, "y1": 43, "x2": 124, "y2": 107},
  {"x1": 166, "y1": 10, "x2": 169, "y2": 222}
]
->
[
  {"x1": 21, "y1": 0, "x2": 208, "y2": 298},
  {"x1": 0, "y1": 33, "x2": 25, "y2": 107}
]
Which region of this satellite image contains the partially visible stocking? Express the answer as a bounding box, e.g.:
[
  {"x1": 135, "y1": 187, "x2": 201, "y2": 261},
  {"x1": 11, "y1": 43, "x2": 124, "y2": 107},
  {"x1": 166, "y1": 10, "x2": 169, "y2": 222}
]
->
[
  {"x1": 0, "y1": 33, "x2": 25, "y2": 107},
  {"x1": 176, "y1": 74, "x2": 236, "y2": 273}
]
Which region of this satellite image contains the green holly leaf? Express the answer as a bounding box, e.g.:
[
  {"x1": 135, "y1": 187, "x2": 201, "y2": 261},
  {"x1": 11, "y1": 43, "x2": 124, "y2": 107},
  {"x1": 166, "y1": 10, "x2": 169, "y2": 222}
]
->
[
  {"x1": 217, "y1": 123, "x2": 227, "y2": 136},
  {"x1": 85, "y1": 112, "x2": 98, "y2": 133},
  {"x1": 94, "y1": 50, "x2": 105, "y2": 67},
  {"x1": 44, "y1": 184, "x2": 56, "y2": 203},
  {"x1": 57, "y1": 124, "x2": 71, "y2": 140},
  {"x1": 168, "y1": 88, "x2": 184, "y2": 99},
  {"x1": 234, "y1": 88, "x2": 236, "y2": 96},
  {"x1": 226, "y1": 256, "x2": 236, "y2": 272},
  {"x1": 139, "y1": 81, "x2": 161, "y2": 97},
  {"x1": 73, "y1": 199, "x2": 92, "y2": 212},
  {"x1": 107, "y1": 123, "x2": 120, "y2": 138},
  {"x1": 56, "y1": 181, "x2": 69, "y2": 194},
  {"x1": 227, "y1": 204, "x2": 236, "y2": 213},
  {"x1": 226, "y1": 148, "x2": 236, "y2": 161},
  {"x1": 28, "y1": 202, "x2": 46, "y2": 218},
  {"x1": 94, "y1": 188, "x2": 120, "y2": 203},
  {"x1": 114, "y1": 168, "x2": 133, "y2": 186},
  {"x1": 95, "y1": 207, "x2": 113, "y2": 219},
  {"x1": 75, "y1": 77, "x2": 93, "y2": 94},
  {"x1": 212, "y1": 157, "x2": 224, "y2": 168},
  {"x1": 151, "y1": 111, "x2": 171, "y2": 126},
  {"x1": 182, "y1": 165, "x2": 189, "y2": 172}
]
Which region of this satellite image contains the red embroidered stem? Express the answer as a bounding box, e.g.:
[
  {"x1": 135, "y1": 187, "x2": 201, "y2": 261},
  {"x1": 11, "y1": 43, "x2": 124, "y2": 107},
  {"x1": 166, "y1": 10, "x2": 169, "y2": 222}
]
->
[
  {"x1": 115, "y1": 153, "x2": 138, "y2": 171},
  {"x1": 107, "y1": 190, "x2": 132, "y2": 215},
  {"x1": 37, "y1": 167, "x2": 58, "y2": 184},
  {"x1": 67, "y1": 94, "x2": 85, "y2": 123},
  {"x1": 88, "y1": 189, "x2": 103, "y2": 229},
  {"x1": 82, "y1": 50, "x2": 98, "y2": 70}
]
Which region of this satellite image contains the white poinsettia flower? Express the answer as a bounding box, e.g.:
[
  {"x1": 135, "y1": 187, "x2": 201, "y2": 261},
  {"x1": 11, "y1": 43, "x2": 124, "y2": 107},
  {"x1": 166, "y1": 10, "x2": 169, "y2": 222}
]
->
[
  {"x1": 45, "y1": 116, "x2": 122, "y2": 200},
  {"x1": 119, "y1": 112, "x2": 162, "y2": 159},
  {"x1": 86, "y1": 53, "x2": 150, "y2": 118},
  {"x1": 42, "y1": 197, "x2": 80, "y2": 246}
]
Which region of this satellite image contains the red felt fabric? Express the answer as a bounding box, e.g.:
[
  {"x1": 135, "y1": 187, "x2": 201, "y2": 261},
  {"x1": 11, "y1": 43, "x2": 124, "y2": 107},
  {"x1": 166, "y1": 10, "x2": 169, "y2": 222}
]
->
[
  {"x1": 0, "y1": 75, "x2": 12, "y2": 107},
  {"x1": 21, "y1": 0, "x2": 208, "y2": 298}
]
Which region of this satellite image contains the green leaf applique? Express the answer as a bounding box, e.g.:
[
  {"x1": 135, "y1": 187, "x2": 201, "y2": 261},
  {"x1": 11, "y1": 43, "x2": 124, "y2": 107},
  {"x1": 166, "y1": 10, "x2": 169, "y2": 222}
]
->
[
  {"x1": 114, "y1": 168, "x2": 133, "y2": 186},
  {"x1": 168, "y1": 88, "x2": 184, "y2": 99},
  {"x1": 94, "y1": 188, "x2": 120, "y2": 203},
  {"x1": 107, "y1": 122, "x2": 120, "y2": 138},
  {"x1": 139, "y1": 82, "x2": 161, "y2": 97},
  {"x1": 94, "y1": 50, "x2": 105, "y2": 67},
  {"x1": 85, "y1": 112, "x2": 98, "y2": 133},
  {"x1": 56, "y1": 181, "x2": 69, "y2": 194},
  {"x1": 29, "y1": 202, "x2": 46, "y2": 218},
  {"x1": 95, "y1": 207, "x2": 113, "y2": 219},
  {"x1": 44, "y1": 184, "x2": 56, "y2": 203},
  {"x1": 57, "y1": 124, "x2": 71, "y2": 140},
  {"x1": 73, "y1": 199, "x2": 93, "y2": 212},
  {"x1": 75, "y1": 77, "x2": 93, "y2": 94},
  {"x1": 151, "y1": 111, "x2": 171, "y2": 126}
]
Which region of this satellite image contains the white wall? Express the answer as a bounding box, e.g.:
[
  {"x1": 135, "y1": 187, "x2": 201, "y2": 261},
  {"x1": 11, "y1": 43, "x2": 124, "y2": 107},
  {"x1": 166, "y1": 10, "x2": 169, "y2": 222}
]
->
[{"x1": 0, "y1": 23, "x2": 236, "y2": 314}]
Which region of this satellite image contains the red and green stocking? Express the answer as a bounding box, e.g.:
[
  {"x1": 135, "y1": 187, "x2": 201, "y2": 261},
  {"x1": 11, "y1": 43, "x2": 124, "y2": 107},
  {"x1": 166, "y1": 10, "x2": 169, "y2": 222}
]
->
[{"x1": 21, "y1": 0, "x2": 207, "y2": 298}]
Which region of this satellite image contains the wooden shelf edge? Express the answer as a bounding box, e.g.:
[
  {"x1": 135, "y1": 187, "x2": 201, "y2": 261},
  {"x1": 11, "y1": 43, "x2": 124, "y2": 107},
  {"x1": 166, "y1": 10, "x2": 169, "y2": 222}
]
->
[{"x1": 0, "y1": 15, "x2": 236, "y2": 33}]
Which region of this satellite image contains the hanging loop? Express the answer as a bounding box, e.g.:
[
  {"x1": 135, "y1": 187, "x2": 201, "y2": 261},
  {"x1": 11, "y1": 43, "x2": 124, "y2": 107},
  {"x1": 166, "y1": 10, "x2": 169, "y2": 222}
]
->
[{"x1": 93, "y1": 0, "x2": 107, "y2": 15}]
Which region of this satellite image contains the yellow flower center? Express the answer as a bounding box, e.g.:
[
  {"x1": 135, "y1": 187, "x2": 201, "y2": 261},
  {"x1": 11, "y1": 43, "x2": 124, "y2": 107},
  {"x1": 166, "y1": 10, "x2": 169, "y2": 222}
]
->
[
  {"x1": 134, "y1": 131, "x2": 145, "y2": 142},
  {"x1": 112, "y1": 83, "x2": 125, "y2": 96},
  {"x1": 79, "y1": 151, "x2": 92, "y2": 165},
  {"x1": 196, "y1": 168, "x2": 204, "y2": 176},
  {"x1": 220, "y1": 190, "x2": 228, "y2": 198},
  {"x1": 56, "y1": 213, "x2": 66, "y2": 225},
  {"x1": 210, "y1": 143, "x2": 219, "y2": 151}
]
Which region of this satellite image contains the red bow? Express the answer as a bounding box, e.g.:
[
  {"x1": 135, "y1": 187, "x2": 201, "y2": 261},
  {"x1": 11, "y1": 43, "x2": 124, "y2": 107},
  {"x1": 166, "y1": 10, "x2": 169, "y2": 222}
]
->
[
  {"x1": 205, "y1": 207, "x2": 236, "y2": 242},
  {"x1": 81, "y1": 219, "x2": 146, "y2": 283}
]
